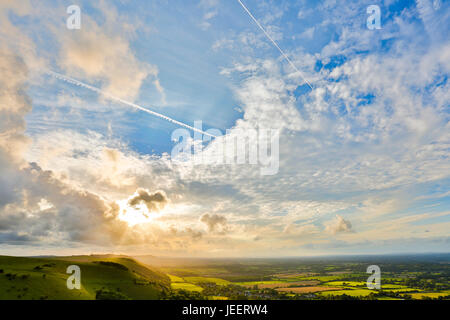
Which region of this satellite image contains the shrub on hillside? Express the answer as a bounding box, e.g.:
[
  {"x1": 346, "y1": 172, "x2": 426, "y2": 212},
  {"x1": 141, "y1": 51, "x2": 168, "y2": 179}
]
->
[
  {"x1": 94, "y1": 261, "x2": 129, "y2": 271},
  {"x1": 95, "y1": 289, "x2": 128, "y2": 300}
]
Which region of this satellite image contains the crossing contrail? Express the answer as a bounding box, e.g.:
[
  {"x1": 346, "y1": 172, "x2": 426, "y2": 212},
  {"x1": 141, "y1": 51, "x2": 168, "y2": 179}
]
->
[
  {"x1": 236, "y1": 0, "x2": 314, "y2": 89},
  {"x1": 47, "y1": 70, "x2": 217, "y2": 138}
]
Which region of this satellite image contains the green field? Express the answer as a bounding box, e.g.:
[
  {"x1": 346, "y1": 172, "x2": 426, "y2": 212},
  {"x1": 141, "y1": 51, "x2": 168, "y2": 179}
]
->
[
  {"x1": 167, "y1": 273, "x2": 227, "y2": 292},
  {"x1": 324, "y1": 281, "x2": 411, "y2": 290},
  {"x1": 387, "y1": 288, "x2": 421, "y2": 293},
  {"x1": 208, "y1": 296, "x2": 229, "y2": 300},
  {"x1": 298, "y1": 275, "x2": 361, "y2": 282},
  {"x1": 324, "y1": 281, "x2": 366, "y2": 287},
  {"x1": 167, "y1": 274, "x2": 184, "y2": 282},
  {"x1": 320, "y1": 289, "x2": 375, "y2": 297},
  {"x1": 234, "y1": 280, "x2": 288, "y2": 286},
  {"x1": 183, "y1": 276, "x2": 230, "y2": 285},
  {"x1": 410, "y1": 291, "x2": 450, "y2": 299},
  {"x1": 171, "y1": 282, "x2": 203, "y2": 292}
]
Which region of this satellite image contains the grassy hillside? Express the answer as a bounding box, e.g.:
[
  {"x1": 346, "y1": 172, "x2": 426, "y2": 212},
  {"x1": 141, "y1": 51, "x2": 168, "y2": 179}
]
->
[{"x1": 0, "y1": 255, "x2": 170, "y2": 300}]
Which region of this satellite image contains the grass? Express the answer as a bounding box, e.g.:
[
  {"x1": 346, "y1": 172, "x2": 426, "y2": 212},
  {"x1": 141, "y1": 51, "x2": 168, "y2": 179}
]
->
[
  {"x1": 183, "y1": 277, "x2": 230, "y2": 285},
  {"x1": 320, "y1": 289, "x2": 375, "y2": 297},
  {"x1": 324, "y1": 281, "x2": 365, "y2": 287},
  {"x1": 410, "y1": 291, "x2": 450, "y2": 299},
  {"x1": 168, "y1": 275, "x2": 228, "y2": 292},
  {"x1": 162, "y1": 267, "x2": 229, "y2": 277},
  {"x1": 324, "y1": 281, "x2": 411, "y2": 290},
  {"x1": 237, "y1": 280, "x2": 320, "y2": 289},
  {"x1": 0, "y1": 255, "x2": 169, "y2": 300},
  {"x1": 380, "y1": 284, "x2": 409, "y2": 289},
  {"x1": 277, "y1": 286, "x2": 342, "y2": 294},
  {"x1": 386, "y1": 288, "x2": 421, "y2": 293},
  {"x1": 297, "y1": 275, "x2": 357, "y2": 282},
  {"x1": 234, "y1": 280, "x2": 288, "y2": 286},
  {"x1": 167, "y1": 274, "x2": 184, "y2": 283},
  {"x1": 171, "y1": 282, "x2": 203, "y2": 292}
]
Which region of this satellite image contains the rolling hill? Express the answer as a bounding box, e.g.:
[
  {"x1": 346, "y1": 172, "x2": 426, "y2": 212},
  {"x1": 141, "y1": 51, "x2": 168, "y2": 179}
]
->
[{"x1": 0, "y1": 255, "x2": 170, "y2": 300}]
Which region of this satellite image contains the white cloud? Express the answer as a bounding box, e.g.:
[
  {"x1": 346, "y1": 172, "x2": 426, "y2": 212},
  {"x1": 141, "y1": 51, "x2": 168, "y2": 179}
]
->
[
  {"x1": 57, "y1": 16, "x2": 158, "y2": 101},
  {"x1": 198, "y1": 0, "x2": 219, "y2": 30},
  {"x1": 325, "y1": 215, "x2": 353, "y2": 234}
]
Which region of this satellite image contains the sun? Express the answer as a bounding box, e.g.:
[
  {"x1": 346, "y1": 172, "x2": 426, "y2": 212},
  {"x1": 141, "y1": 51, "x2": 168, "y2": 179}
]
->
[
  {"x1": 116, "y1": 199, "x2": 155, "y2": 226},
  {"x1": 115, "y1": 197, "x2": 193, "y2": 227}
]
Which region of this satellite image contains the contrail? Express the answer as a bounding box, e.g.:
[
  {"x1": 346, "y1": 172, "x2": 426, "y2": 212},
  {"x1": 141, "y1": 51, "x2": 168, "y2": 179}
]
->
[
  {"x1": 46, "y1": 70, "x2": 217, "y2": 138},
  {"x1": 236, "y1": 0, "x2": 313, "y2": 89}
]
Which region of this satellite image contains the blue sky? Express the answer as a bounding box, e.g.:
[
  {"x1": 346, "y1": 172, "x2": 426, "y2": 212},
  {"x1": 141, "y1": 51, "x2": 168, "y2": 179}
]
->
[{"x1": 0, "y1": 0, "x2": 449, "y2": 257}]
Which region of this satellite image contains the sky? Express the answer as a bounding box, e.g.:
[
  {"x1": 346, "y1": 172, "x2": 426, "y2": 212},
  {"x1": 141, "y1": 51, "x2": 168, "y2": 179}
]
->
[{"x1": 0, "y1": 0, "x2": 449, "y2": 257}]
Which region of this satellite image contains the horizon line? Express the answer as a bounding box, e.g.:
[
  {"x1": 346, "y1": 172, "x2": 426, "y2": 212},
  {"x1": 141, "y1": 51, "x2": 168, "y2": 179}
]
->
[{"x1": 3, "y1": 251, "x2": 449, "y2": 260}]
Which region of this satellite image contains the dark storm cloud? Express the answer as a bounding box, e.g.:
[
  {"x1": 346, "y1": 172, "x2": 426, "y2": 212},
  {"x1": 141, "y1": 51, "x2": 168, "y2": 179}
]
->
[
  {"x1": 0, "y1": 231, "x2": 34, "y2": 244},
  {"x1": 128, "y1": 188, "x2": 168, "y2": 212}
]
